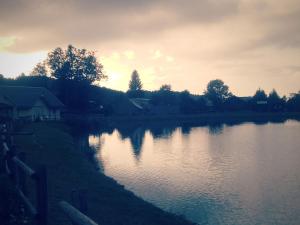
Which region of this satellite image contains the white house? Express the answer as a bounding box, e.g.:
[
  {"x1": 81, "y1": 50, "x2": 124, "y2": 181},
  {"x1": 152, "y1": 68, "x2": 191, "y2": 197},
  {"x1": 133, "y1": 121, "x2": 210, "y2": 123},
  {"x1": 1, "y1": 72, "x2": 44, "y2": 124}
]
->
[{"x1": 0, "y1": 86, "x2": 64, "y2": 121}]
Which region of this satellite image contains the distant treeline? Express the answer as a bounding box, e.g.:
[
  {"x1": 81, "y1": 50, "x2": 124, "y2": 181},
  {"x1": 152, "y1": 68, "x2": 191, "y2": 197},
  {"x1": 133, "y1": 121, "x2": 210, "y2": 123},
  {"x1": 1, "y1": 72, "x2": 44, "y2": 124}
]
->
[{"x1": 0, "y1": 74, "x2": 300, "y2": 115}]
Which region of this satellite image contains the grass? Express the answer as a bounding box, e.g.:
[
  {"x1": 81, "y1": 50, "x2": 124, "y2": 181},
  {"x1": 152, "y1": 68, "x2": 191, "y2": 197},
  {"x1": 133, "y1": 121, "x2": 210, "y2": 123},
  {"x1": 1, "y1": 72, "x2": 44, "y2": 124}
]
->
[
  {"x1": 0, "y1": 175, "x2": 32, "y2": 225},
  {"x1": 14, "y1": 122, "x2": 195, "y2": 225}
]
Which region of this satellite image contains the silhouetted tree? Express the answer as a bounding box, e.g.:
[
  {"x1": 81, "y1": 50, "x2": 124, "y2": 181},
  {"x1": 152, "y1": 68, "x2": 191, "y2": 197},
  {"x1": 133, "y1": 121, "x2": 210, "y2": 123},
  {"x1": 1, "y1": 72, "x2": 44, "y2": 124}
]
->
[
  {"x1": 252, "y1": 88, "x2": 268, "y2": 111},
  {"x1": 0, "y1": 74, "x2": 4, "y2": 84},
  {"x1": 30, "y1": 62, "x2": 48, "y2": 76},
  {"x1": 151, "y1": 84, "x2": 177, "y2": 105},
  {"x1": 287, "y1": 91, "x2": 300, "y2": 112},
  {"x1": 40, "y1": 45, "x2": 106, "y2": 110},
  {"x1": 127, "y1": 70, "x2": 143, "y2": 97},
  {"x1": 268, "y1": 89, "x2": 284, "y2": 112},
  {"x1": 129, "y1": 70, "x2": 142, "y2": 91},
  {"x1": 204, "y1": 79, "x2": 232, "y2": 110},
  {"x1": 253, "y1": 88, "x2": 267, "y2": 102},
  {"x1": 14, "y1": 75, "x2": 52, "y2": 89},
  {"x1": 179, "y1": 90, "x2": 195, "y2": 114},
  {"x1": 47, "y1": 45, "x2": 105, "y2": 83},
  {"x1": 159, "y1": 84, "x2": 171, "y2": 92}
]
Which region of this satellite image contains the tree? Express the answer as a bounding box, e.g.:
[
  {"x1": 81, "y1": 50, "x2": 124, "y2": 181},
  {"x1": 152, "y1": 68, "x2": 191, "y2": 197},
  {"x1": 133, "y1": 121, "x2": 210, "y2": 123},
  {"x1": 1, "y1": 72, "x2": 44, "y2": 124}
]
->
[
  {"x1": 253, "y1": 88, "x2": 267, "y2": 102},
  {"x1": 41, "y1": 45, "x2": 106, "y2": 110},
  {"x1": 179, "y1": 90, "x2": 207, "y2": 114},
  {"x1": 151, "y1": 84, "x2": 176, "y2": 105},
  {"x1": 204, "y1": 79, "x2": 232, "y2": 109},
  {"x1": 47, "y1": 45, "x2": 106, "y2": 84},
  {"x1": 252, "y1": 88, "x2": 268, "y2": 111},
  {"x1": 268, "y1": 89, "x2": 284, "y2": 112},
  {"x1": 287, "y1": 91, "x2": 300, "y2": 112},
  {"x1": 129, "y1": 70, "x2": 142, "y2": 92},
  {"x1": 0, "y1": 74, "x2": 4, "y2": 84},
  {"x1": 159, "y1": 84, "x2": 171, "y2": 92},
  {"x1": 128, "y1": 70, "x2": 143, "y2": 97},
  {"x1": 30, "y1": 62, "x2": 48, "y2": 76}
]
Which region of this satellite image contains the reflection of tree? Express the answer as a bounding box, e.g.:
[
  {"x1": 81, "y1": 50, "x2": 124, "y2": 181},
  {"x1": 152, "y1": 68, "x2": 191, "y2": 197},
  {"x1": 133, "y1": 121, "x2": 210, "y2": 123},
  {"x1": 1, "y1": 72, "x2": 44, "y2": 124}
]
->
[
  {"x1": 181, "y1": 124, "x2": 192, "y2": 135},
  {"x1": 117, "y1": 125, "x2": 146, "y2": 160},
  {"x1": 208, "y1": 123, "x2": 224, "y2": 135},
  {"x1": 148, "y1": 124, "x2": 177, "y2": 139},
  {"x1": 129, "y1": 127, "x2": 146, "y2": 160}
]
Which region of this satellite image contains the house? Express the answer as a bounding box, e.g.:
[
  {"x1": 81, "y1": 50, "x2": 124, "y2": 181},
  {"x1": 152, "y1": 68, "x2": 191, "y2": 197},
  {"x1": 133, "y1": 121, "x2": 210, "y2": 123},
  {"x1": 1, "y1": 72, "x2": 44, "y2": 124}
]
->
[{"x1": 0, "y1": 86, "x2": 64, "y2": 121}]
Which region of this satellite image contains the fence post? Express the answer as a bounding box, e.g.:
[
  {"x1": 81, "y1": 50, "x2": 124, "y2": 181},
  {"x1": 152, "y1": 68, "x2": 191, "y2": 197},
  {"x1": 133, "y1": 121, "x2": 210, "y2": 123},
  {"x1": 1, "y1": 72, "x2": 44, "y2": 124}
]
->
[
  {"x1": 35, "y1": 165, "x2": 48, "y2": 225},
  {"x1": 7, "y1": 144, "x2": 17, "y2": 178},
  {"x1": 78, "y1": 189, "x2": 88, "y2": 215},
  {"x1": 71, "y1": 189, "x2": 88, "y2": 215},
  {"x1": 18, "y1": 152, "x2": 28, "y2": 195}
]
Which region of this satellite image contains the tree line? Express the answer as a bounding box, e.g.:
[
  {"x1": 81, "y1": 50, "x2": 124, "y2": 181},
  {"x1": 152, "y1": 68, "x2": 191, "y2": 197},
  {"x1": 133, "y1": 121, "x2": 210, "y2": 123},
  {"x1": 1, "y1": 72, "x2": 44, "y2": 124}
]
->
[
  {"x1": 126, "y1": 70, "x2": 300, "y2": 114},
  {"x1": 0, "y1": 45, "x2": 300, "y2": 114}
]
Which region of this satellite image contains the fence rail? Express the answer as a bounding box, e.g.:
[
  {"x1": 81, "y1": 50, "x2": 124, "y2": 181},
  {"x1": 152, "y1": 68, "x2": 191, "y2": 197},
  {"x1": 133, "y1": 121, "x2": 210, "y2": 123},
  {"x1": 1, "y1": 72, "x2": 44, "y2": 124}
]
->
[
  {"x1": 1, "y1": 125, "x2": 48, "y2": 225},
  {"x1": 0, "y1": 123, "x2": 99, "y2": 225},
  {"x1": 59, "y1": 201, "x2": 99, "y2": 225}
]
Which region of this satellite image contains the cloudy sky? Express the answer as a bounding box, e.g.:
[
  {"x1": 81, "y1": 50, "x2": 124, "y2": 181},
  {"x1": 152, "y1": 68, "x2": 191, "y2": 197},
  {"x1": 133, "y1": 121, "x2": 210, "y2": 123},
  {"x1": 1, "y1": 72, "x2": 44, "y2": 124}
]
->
[{"x1": 0, "y1": 0, "x2": 299, "y2": 96}]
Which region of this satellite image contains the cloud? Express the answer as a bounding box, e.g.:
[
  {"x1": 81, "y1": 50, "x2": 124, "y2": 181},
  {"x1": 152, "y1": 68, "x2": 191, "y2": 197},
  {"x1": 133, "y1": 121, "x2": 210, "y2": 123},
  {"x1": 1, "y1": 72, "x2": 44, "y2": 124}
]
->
[
  {"x1": 0, "y1": 0, "x2": 239, "y2": 52},
  {"x1": 0, "y1": 0, "x2": 299, "y2": 95}
]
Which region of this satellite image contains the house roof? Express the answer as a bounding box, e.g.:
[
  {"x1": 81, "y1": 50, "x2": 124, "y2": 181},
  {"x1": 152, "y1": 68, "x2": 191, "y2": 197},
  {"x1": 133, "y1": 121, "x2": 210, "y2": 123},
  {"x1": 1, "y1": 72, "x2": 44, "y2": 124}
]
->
[
  {"x1": 129, "y1": 98, "x2": 151, "y2": 110},
  {"x1": 0, "y1": 86, "x2": 64, "y2": 109}
]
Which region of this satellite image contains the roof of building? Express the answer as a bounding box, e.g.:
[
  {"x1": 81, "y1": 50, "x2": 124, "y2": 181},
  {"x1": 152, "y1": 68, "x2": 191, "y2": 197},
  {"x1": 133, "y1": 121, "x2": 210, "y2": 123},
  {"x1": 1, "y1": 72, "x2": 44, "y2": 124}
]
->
[
  {"x1": 0, "y1": 86, "x2": 64, "y2": 109},
  {"x1": 129, "y1": 98, "x2": 151, "y2": 110}
]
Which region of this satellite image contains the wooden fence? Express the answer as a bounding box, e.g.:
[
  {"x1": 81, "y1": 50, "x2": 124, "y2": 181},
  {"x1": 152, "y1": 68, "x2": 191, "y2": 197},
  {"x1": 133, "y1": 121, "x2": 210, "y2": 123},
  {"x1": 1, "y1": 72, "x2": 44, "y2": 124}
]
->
[
  {"x1": 1, "y1": 125, "x2": 47, "y2": 225},
  {"x1": 0, "y1": 123, "x2": 100, "y2": 225}
]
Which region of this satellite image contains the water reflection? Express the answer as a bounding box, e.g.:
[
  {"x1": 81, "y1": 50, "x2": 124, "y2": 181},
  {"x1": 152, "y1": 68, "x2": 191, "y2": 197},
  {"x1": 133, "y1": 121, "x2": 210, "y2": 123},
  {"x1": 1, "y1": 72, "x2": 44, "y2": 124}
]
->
[
  {"x1": 76, "y1": 134, "x2": 103, "y2": 171},
  {"x1": 148, "y1": 124, "x2": 177, "y2": 139},
  {"x1": 117, "y1": 126, "x2": 146, "y2": 160},
  {"x1": 81, "y1": 118, "x2": 300, "y2": 225},
  {"x1": 207, "y1": 123, "x2": 224, "y2": 135}
]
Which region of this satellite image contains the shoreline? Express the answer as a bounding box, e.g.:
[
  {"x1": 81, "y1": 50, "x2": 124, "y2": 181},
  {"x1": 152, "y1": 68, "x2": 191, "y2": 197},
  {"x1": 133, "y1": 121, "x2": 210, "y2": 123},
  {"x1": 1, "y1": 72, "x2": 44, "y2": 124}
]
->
[
  {"x1": 63, "y1": 112, "x2": 300, "y2": 130},
  {"x1": 14, "y1": 122, "x2": 196, "y2": 225}
]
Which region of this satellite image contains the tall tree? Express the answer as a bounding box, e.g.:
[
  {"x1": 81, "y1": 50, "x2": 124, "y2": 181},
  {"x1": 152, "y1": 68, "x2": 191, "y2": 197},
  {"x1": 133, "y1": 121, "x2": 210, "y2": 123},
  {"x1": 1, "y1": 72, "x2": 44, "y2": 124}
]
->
[
  {"x1": 252, "y1": 88, "x2": 268, "y2": 111},
  {"x1": 128, "y1": 70, "x2": 142, "y2": 92},
  {"x1": 37, "y1": 45, "x2": 107, "y2": 110},
  {"x1": 30, "y1": 62, "x2": 48, "y2": 76},
  {"x1": 253, "y1": 88, "x2": 267, "y2": 102},
  {"x1": 204, "y1": 79, "x2": 232, "y2": 108},
  {"x1": 47, "y1": 45, "x2": 106, "y2": 84},
  {"x1": 127, "y1": 70, "x2": 143, "y2": 98},
  {"x1": 159, "y1": 84, "x2": 171, "y2": 92},
  {"x1": 268, "y1": 89, "x2": 284, "y2": 112},
  {"x1": 287, "y1": 91, "x2": 300, "y2": 112}
]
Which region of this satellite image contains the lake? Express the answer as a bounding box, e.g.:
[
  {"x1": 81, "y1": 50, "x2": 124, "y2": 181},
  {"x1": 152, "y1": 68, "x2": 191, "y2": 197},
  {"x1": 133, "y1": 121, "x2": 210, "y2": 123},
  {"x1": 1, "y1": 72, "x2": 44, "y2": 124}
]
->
[{"x1": 83, "y1": 119, "x2": 300, "y2": 225}]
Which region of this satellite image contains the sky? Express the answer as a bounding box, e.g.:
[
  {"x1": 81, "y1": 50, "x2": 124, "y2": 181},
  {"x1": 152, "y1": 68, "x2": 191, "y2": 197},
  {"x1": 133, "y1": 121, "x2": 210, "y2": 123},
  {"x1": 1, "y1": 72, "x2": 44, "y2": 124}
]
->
[{"x1": 0, "y1": 0, "x2": 299, "y2": 96}]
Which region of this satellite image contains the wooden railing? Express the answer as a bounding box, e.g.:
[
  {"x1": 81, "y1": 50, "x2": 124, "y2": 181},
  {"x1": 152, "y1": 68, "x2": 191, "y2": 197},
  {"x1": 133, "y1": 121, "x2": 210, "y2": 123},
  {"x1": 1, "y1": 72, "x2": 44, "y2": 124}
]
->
[
  {"x1": 1, "y1": 126, "x2": 48, "y2": 225},
  {"x1": 0, "y1": 123, "x2": 100, "y2": 225},
  {"x1": 59, "y1": 201, "x2": 99, "y2": 225}
]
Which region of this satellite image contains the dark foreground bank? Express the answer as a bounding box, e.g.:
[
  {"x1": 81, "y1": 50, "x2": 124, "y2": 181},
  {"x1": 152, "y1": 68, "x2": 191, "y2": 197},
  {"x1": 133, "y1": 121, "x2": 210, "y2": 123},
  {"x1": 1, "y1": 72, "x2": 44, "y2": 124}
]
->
[{"x1": 13, "y1": 122, "x2": 195, "y2": 225}]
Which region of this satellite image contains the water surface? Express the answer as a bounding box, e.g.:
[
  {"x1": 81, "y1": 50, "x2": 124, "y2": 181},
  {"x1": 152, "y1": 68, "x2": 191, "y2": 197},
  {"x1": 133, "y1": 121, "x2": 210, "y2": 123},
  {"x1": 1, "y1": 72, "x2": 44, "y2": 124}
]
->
[{"x1": 85, "y1": 120, "x2": 300, "y2": 225}]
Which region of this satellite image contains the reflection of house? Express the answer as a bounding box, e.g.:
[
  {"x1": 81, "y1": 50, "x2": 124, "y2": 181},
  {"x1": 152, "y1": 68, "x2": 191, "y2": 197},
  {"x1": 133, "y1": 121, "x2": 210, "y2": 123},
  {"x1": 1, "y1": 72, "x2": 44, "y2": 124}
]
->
[{"x1": 0, "y1": 86, "x2": 64, "y2": 121}]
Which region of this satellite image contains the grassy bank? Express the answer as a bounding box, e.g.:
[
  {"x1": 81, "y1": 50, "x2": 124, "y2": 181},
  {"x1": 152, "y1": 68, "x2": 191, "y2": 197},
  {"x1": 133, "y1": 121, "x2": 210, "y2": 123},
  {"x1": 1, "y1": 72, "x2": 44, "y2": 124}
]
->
[{"x1": 14, "y1": 122, "x2": 195, "y2": 225}]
